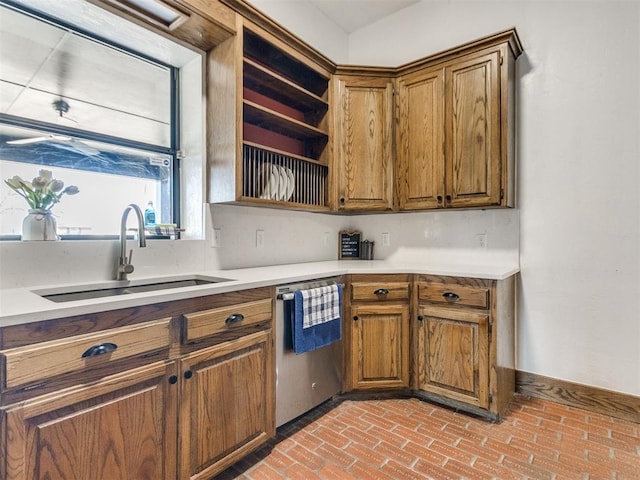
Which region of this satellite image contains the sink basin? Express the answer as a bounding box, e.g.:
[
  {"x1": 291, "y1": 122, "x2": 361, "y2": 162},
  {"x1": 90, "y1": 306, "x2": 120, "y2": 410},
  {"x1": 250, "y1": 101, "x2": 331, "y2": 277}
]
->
[{"x1": 37, "y1": 275, "x2": 232, "y2": 303}]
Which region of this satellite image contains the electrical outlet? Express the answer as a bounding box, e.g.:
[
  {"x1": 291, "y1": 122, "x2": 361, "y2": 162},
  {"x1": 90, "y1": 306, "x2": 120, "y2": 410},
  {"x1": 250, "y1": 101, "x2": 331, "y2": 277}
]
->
[
  {"x1": 323, "y1": 231, "x2": 331, "y2": 246},
  {"x1": 476, "y1": 233, "x2": 488, "y2": 248},
  {"x1": 256, "y1": 229, "x2": 265, "y2": 249},
  {"x1": 382, "y1": 232, "x2": 390, "y2": 247},
  {"x1": 212, "y1": 228, "x2": 221, "y2": 248}
]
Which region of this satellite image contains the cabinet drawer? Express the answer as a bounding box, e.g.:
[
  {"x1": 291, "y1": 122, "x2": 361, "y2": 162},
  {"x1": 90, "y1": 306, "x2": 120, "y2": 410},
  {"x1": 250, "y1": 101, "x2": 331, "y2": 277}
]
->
[
  {"x1": 418, "y1": 282, "x2": 490, "y2": 309},
  {"x1": 183, "y1": 298, "x2": 272, "y2": 342},
  {"x1": 1, "y1": 318, "x2": 171, "y2": 389},
  {"x1": 351, "y1": 282, "x2": 410, "y2": 302}
]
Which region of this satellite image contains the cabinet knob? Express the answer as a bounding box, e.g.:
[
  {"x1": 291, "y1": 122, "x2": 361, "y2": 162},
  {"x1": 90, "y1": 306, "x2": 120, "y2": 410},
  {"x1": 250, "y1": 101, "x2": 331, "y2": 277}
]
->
[
  {"x1": 168, "y1": 375, "x2": 178, "y2": 385},
  {"x1": 437, "y1": 195, "x2": 443, "y2": 203},
  {"x1": 81, "y1": 342, "x2": 117, "y2": 358},
  {"x1": 225, "y1": 313, "x2": 245, "y2": 324},
  {"x1": 184, "y1": 370, "x2": 193, "y2": 379},
  {"x1": 417, "y1": 315, "x2": 424, "y2": 322},
  {"x1": 373, "y1": 288, "x2": 389, "y2": 296},
  {"x1": 353, "y1": 315, "x2": 359, "y2": 321},
  {"x1": 442, "y1": 292, "x2": 460, "y2": 301},
  {"x1": 446, "y1": 195, "x2": 452, "y2": 203},
  {"x1": 339, "y1": 197, "x2": 345, "y2": 204}
]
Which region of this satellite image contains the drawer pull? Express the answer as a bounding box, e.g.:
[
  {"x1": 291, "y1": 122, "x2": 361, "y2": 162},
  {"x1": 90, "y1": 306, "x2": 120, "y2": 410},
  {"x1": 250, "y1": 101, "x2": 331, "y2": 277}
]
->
[
  {"x1": 81, "y1": 342, "x2": 118, "y2": 358},
  {"x1": 442, "y1": 292, "x2": 460, "y2": 301},
  {"x1": 353, "y1": 315, "x2": 359, "y2": 321},
  {"x1": 417, "y1": 315, "x2": 424, "y2": 322},
  {"x1": 225, "y1": 313, "x2": 245, "y2": 324},
  {"x1": 373, "y1": 288, "x2": 389, "y2": 296}
]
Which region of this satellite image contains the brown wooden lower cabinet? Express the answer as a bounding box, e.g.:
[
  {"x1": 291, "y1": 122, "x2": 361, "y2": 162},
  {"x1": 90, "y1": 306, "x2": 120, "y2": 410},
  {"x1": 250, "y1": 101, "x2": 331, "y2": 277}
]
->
[
  {"x1": 343, "y1": 274, "x2": 515, "y2": 421},
  {"x1": 414, "y1": 275, "x2": 515, "y2": 420},
  {"x1": 344, "y1": 275, "x2": 411, "y2": 391},
  {"x1": 1, "y1": 361, "x2": 179, "y2": 480},
  {"x1": 0, "y1": 288, "x2": 275, "y2": 480},
  {"x1": 417, "y1": 305, "x2": 490, "y2": 409},
  {"x1": 350, "y1": 303, "x2": 410, "y2": 389},
  {"x1": 179, "y1": 330, "x2": 274, "y2": 480}
]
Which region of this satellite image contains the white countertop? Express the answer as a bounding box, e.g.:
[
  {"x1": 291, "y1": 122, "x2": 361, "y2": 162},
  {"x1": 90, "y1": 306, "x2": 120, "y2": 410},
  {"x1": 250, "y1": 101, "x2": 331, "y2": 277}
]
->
[{"x1": 0, "y1": 260, "x2": 519, "y2": 327}]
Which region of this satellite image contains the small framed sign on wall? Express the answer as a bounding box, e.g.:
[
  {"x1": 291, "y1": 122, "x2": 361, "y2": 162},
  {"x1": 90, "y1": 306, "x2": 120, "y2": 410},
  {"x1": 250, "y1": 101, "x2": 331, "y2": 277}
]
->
[{"x1": 339, "y1": 230, "x2": 361, "y2": 259}]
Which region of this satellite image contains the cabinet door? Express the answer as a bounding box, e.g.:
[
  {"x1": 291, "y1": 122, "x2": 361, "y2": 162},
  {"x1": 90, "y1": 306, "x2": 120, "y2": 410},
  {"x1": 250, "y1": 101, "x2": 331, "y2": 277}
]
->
[
  {"x1": 445, "y1": 50, "x2": 501, "y2": 208},
  {"x1": 350, "y1": 304, "x2": 409, "y2": 389},
  {"x1": 179, "y1": 330, "x2": 274, "y2": 480},
  {"x1": 418, "y1": 306, "x2": 489, "y2": 408},
  {"x1": 334, "y1": 75, "x2": 394, "y2": 210},
  {"x1": 396, "y1": 67, "x2": 445, "y2": 210},
  {"x1": 1, "y1": 362, "x2": 178, "y2": 480}
]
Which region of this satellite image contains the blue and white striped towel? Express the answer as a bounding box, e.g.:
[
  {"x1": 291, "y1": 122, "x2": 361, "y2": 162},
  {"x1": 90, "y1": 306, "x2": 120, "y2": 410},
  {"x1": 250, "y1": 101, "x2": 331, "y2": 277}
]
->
[
  {"x1": 292, "y1": 284, "x2": 342, "y2": 354},
  {"x1": 299, "y1": 285, "x2": 341, "y2": 328}
]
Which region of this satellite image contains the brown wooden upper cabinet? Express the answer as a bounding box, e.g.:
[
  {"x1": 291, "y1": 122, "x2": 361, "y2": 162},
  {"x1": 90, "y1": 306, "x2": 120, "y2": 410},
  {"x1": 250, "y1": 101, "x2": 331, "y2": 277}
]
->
[
  {"x1": 336, "y1": 29, "x2": 523, "y2": 212},
  {"x1": 333, "y1": 75, "x2": 394, "y2": 211}
]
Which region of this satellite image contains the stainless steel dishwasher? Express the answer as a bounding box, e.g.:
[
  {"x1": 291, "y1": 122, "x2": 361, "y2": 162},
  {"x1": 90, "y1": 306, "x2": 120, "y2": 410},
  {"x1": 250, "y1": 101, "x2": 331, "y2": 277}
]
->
[{"x1": 275, "y1": 276, "x2": 343, "y2": 427}]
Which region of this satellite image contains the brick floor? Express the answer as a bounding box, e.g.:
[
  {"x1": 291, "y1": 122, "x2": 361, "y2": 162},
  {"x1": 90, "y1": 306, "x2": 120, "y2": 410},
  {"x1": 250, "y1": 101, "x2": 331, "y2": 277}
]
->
[{"x1": 215, "y1": 395, "x2": 640, "y2": 479}]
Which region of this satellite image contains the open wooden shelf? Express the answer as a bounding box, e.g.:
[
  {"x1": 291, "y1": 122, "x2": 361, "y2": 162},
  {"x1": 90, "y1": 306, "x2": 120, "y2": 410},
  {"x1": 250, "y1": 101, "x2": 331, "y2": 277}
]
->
[
  {"x1": 243, "y1": 30, "x2": 328, "y2": 97},
  {"x1": 244, "y1": 58, "x2": 328, "y2": 114},
  {"x1": 243, "y1": 100, "x2": 328, "y2": 140}
]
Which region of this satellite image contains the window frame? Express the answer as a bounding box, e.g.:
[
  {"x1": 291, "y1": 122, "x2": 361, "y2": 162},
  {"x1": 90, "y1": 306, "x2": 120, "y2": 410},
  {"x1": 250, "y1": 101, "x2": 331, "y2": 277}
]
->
[{"x1": 0, "y1": 0, "x2": 181, "y2": 239}]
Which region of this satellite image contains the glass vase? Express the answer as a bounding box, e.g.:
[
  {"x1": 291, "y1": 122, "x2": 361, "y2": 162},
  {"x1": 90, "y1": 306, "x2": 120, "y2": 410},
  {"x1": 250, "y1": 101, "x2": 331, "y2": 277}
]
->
[{"x1": 22, "y1": 209, "x2": 58, "y2": 241}]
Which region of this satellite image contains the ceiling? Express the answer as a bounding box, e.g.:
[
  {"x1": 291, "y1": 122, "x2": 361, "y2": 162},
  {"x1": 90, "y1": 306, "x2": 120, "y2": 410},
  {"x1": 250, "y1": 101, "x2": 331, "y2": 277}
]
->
[
  {"x1": 306, "y1": 0, "x2": 420, "y2": 33},
  {"x1": 0, "y1": 3, "x2": 172, "y2": 147}
]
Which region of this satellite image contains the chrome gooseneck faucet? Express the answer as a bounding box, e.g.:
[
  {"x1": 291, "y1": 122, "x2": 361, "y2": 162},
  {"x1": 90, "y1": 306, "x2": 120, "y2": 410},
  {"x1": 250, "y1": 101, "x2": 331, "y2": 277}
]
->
[{"x1": 117, "y1": 203, "x2": 147, "y2": 280}]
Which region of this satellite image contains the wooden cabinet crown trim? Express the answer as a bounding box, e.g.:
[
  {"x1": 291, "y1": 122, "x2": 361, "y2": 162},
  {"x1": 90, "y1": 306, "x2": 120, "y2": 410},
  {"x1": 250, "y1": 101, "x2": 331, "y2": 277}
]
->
[
  {"x1": 396, "y1": 28, "x2": 522, "y2": 76},
  {"x1": 336, "y1": 28, "x2": 522, "y2": 78}
]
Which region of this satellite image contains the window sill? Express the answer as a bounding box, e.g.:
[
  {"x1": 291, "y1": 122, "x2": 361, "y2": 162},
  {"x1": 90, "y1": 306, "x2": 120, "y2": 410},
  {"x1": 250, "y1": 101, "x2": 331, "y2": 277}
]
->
[{"x1": 0, "y1": 235, "x2": 178, "y2": 241}]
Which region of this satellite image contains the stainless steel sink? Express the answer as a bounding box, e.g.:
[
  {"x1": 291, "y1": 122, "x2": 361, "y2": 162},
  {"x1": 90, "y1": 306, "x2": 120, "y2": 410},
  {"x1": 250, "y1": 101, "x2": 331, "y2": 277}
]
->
[{"x1": 37, "y1": 275, "x2": 232, "y2": 303}]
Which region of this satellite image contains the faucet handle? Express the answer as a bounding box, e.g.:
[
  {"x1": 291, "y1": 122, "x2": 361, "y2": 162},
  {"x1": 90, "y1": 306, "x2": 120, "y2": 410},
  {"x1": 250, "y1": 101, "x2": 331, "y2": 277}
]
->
[{"x1": 128, "y1": 249, "x2": 133, "y2": 264}]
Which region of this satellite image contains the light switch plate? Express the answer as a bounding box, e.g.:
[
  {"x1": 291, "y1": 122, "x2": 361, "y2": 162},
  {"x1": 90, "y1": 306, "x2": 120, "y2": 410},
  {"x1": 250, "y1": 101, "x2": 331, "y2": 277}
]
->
[
  {"x1": 212, "y1": 228, "x2": 221, "y2": 248},
  {"x1": 382, "y1": 232, "x2": 390, "y2": 247}
]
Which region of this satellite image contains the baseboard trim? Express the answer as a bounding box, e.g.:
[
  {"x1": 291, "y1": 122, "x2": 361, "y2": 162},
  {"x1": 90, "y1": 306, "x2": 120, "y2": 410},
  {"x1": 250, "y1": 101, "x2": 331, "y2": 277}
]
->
[{"x1": 516, "y1": 370, "x2": 640, "y2": 423}]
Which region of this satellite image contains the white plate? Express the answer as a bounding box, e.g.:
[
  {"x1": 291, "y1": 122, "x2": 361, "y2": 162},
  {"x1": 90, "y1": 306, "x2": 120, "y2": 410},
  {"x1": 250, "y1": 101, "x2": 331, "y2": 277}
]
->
[
  {"x1": 277, "y1": 166, "x2": 288, "y2": 201},
  {"x1": 284, "y1": 167, "x2": 294, "y2": 201},
  {"x1": 258, "y1": 163, "x2": 272, "y2": 199},
  {"x1": 269, "y1": 165, "x2": 280, "y2": 200}
]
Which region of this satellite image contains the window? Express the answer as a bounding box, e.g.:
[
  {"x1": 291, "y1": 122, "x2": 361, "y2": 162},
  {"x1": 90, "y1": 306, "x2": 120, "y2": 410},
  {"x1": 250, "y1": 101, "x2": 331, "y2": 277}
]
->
[{"x1": 0, "y1": 1, "x2": 181, "y2": 238}]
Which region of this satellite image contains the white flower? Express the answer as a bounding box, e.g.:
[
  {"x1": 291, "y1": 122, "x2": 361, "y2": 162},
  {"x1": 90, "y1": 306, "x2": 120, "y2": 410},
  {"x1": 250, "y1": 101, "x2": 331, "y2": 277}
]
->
[
  {"x1": 32, "y1": 175, "x2": 49, "y2": 189},
  {"x1": 48, "y1": 179, "x2": 65, "y2": 193},
  {"x1": 4, "y1": 170, "x2": 79, "y2": 210}
]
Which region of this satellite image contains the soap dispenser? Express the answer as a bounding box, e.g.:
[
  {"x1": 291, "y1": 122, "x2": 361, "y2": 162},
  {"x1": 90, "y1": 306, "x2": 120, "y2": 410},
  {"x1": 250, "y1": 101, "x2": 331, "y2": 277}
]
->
[{"x1": 144, "y1": 201, "x2": 156, "y2": 226}]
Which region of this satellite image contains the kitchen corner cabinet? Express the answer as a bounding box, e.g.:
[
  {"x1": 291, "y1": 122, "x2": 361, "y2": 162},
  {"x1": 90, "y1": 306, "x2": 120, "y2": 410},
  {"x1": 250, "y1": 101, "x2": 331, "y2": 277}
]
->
[
  {"x1": 333, "y1": 74, "x2": 394, "y2": 211},
  {"x1": 208, "y1": 19, "x2": 333, "y2": 210},
  {"x1": 0, "y1": 288, "x2": 275, "y2": 480},
  {"x1": 414, "y1": 275, "x2": 515, "y2": 420},
  {"x1": 344, "y1": 275, "x2": 411, "y2": 390},
  {"x1": 397, "y1": 30, "x2": 522, "y2": 210}
]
